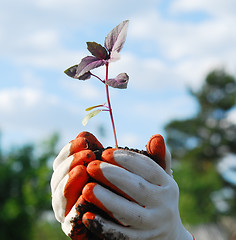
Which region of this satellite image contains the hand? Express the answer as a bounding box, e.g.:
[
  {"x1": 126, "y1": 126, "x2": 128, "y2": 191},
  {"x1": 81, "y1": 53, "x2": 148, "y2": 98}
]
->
[
  {"x1": 81, "y1": 134, "x2": 193, "y2": 240},
  {"x1": 51, "y1": 133, "x2": 194, "y2": 240},
  {"x1": 51, "y1": 131, "x2": 103, "y2": 239}
]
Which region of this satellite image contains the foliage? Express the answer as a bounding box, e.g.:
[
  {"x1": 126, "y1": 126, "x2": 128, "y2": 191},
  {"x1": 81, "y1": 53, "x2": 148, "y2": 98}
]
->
[
  {"x1": 64, "y1": 20, "x2": 130, "y2": 148},
  {"x1": 0, "y1": 134, "x2": 59, "y2": 240},
  {"x1": 165, "y1": 69, "x2": 236, "y2": 224},
  {"x1": 32, "y1": 221, "x2": 67, "y2": 240}
]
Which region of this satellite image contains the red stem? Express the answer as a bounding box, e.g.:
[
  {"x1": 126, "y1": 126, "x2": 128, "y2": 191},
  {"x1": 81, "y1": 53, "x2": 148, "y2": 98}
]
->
[{"x1": 105, "y1": 63, "x2": 118, "y2": 148}]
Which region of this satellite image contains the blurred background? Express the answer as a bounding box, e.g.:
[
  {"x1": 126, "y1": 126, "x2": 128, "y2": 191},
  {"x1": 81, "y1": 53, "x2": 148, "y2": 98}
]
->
[{"x1": 0, "y1": 0, "x2": 235, "y2": 239}]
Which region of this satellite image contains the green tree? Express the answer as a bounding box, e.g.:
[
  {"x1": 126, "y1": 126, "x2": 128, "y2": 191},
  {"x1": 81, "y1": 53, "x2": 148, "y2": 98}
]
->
[
  {"x1": 0, "y1": 134, "x2": 62, "y2": 239},
  {"x1": 165, "y1": 69, "x2": 236, "y2": 224}
]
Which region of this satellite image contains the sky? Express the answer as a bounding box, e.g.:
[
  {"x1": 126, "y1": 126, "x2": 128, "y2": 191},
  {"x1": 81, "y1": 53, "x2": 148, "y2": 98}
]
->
[{"x1": 1, "y1": 0, "x2": 236, "y2": 153}]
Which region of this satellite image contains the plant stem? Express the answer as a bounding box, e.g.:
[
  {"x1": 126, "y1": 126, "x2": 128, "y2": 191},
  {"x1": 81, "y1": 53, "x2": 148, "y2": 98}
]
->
[
  {"x1": 90, "y1": 73, "x2": 105, "y2": 83},
  {"x1": 105, "y1": 63, "x2": 118, "y2": 148}
]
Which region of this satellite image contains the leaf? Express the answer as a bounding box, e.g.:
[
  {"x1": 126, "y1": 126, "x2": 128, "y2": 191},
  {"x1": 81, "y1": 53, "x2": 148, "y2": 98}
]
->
[
  {"x1": 64, "y1": 65, "x2": 78, "y2": 78},
  {"x1": 106, "y1": 73, "x2": 129, "y2": 89},
  {"x1": 104, "y1": 20, "x2": 129, "y2": 55},
  {"x1": 85, "y1": 103, "x2": 106, "y2": 111},
  {"x1": 78, "y1": 72, "x2": 92, "y2": 80},
  {"x1": 82, "y1": 109, "x2": 102, "y2": 126},
  {"x1": 75, "y1": 56, "x2": 105, "y2": 78},
  {"x1": 64, "y1": 65, "x2": 92, "y2": 80},
  {"x1": 87, "y1": 42, "x2": 109, "y2": 60}
]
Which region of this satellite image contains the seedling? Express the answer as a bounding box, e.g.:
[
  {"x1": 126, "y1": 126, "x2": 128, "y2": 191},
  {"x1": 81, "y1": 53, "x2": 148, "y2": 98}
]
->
[{"x1": 64, "y1": 20, "x2": 129, "y2": 148}]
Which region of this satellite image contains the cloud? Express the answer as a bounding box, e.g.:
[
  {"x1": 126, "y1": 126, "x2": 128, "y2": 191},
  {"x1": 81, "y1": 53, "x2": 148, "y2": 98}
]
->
[
  {"x1": 1, "y1": 0, "x2": 236, "y2": 150},
  {"x1": 128, "y1": 6, "x2": 236, "y2": 88},
  {"x1": 170, "y1": 0, "x2": 236, "y2": 18},
  {"x1": 0, "y1": 87, "x2": 84, "y2": 145},
  {"x1": 61, "y1": 79, "x2": 104, "y2": 101}
]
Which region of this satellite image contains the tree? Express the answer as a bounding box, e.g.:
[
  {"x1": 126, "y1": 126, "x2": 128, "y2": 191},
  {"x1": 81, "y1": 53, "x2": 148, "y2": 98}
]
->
[
  {"x1": 0, "y1": 134, "x2": 61, "y2": 239},
  {"x1": 165, "y1": 69, "x2": 236, "y2": 224}
]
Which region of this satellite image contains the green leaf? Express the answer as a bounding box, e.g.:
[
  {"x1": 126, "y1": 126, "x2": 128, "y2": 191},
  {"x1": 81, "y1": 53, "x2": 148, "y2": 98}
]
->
[
  {"x1": 64, "y1": 65, "x2": 92, "y2": 80},
  {"x1": 85, "y1": 103, "x2": 106, "y2": 111},
  {"x1": 64, "y1": 65, "x2": 78, "y2": 78},
  {"x1": 82, "y1": 109, "x2": 102, "y2": 126},
  {"x1": 87, "y1": 42, "x2": 108, "y2": 59}
]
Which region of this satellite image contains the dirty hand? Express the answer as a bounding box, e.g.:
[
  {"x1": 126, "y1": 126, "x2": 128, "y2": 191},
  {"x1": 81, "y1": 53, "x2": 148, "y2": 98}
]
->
[
  {"x1": 51, "y1": 132, "x2": 193, "y2": 240},
  {"x1": 81, "y1": 134, "x2": 193, "y2": 240}
]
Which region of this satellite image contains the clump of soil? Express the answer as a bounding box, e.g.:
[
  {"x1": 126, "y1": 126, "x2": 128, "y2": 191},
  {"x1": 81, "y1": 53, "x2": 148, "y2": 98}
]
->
[{"x1": 93, "y1": 146, "x2": 151, "y2": 161}]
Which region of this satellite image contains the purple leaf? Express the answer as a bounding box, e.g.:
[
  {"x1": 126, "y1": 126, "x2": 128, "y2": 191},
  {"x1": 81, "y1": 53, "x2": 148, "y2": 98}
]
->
[
  {"x1": 105, "y1": 20, "x2": 129, "y2": 60},
  {"x1": 75, "y1": 56, "x2": 105, "y2": 78},
  {"x1": 106, "y1": 73, "x2": 129, "y2": 89},
  {"x1": 87, "y1": 42, "x2": 109, "y2": 60}
]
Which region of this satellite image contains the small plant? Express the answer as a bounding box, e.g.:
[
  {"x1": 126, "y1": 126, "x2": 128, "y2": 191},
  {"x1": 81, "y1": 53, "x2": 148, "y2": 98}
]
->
[{"x1": 64, "y1": 20, "x2": 129, "y2": 148}]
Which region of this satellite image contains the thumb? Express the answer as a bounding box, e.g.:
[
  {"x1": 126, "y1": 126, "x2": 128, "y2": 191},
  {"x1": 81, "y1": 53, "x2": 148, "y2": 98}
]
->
[{"x1": 146, "y1": 134, "x2": 172, "y2": 176}]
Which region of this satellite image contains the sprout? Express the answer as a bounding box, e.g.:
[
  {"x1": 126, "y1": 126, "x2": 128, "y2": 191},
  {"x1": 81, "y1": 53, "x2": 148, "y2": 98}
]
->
[{"x1": 64, "y1": 20, "x2": 130, "y2": 148}]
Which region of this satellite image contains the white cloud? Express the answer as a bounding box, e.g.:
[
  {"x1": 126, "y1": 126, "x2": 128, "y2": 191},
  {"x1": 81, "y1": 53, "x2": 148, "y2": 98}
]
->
[
  {"x1": 61, "y1": 79, "x2": 104, "y2": 101},
  {"x1": 109, "y1": 53, "x2": 175, "y2": 90},
  {"x1": 0, "y1": 87, "x2": 42, "y2": 112},
  {"x1": 170, "y1": 0, "x2": 236, "y2": 18},
  {"x1": 128, "y1": 5, "x2": 236, "y2": 89},
  {"x1": 22, "y1": 30, "x2": 60, "y2": 51},
  {"x1": 0, "y1": 87, "x2": 84, "y2": 145}
]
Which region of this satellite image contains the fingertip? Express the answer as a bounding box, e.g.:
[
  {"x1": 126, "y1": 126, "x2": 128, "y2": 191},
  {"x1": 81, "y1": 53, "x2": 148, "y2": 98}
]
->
[
  {"x1": 70, "y1": 137, "x2": 89, "y2": 155},
  {"x1": 146, "y1": 134, "x2": 166, "y2": 170},
  {"x1": 76, "y1": 131, "x2": 103, "y2": 150},
  {"x1": 82, "y1": 182, "x2": 97, "y2": 201},
  {"x1": 82, "y1": 212, "x2": 96, "y2": 228},
  {"x1": 86, "y1": 160, "x2": 102, "y2": 178},
  {"x1": 82, "y1": 212, "x2": 103, "y2": 239},
  {"x1": 69, "y1": 150, "x2": 96, "y2": 170},
  {"x1": 82, "y1": 183, "x2": 111, "y2": 215},
  {"x1": 101, "y1": 148, "x2": 120, "y2": 166}
]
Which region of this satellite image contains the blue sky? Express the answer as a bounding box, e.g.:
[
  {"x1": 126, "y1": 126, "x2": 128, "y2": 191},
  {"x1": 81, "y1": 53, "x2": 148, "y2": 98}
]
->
[{"x1": 1, "y1": 0, "x2": 236, "y2": 152}]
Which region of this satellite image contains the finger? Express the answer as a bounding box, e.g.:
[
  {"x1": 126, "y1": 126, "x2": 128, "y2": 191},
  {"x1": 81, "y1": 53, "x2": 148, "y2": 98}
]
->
[
  {"x1": 82, "y1": 183, "x2": 147, "y2": 228},
  {"x1": 52, "y1": 174, "x2": 68, "y2": 222},
  {"x1": 62, "y1": 205, "x2": 89, "y2": 240},
  {"x1": 63, "y1": 195, "x2": 106, "y2": 240},
  {"x1": 53, "y1": 131, "x2": 103, "y2": 171},
  {"x1": 102, "y1": 149, "x2": 169, "y2": 186},
  {"x1": 52, "y1": 165, "x2": 89, "y2": 222},
  {"x1": 62, "y1": 195, "x2": 93, "y2": 239},
  {"x1": 61, "y1": 205, "x2": 77, "y2": 237},
  {"x1": 87, "y1": 161, "x2": 159, "y2": 206},
  {"x1": 82, "y1": 212, "x2": 160, "y2": 240},
  {"x1": 146, "y1": 134, "x2": 172, "y2": 176},
  {"x1": 76, "y1": 131, "x2": 103, "y2": 151},
  {"x1": 53, "y1": 137, "x2": 89, "y2": 170},
  {"x1": 64, "y1": 165, "x2": 89, "y2": 217},
  {"x1": 87, "y1": 160, "x2": 135, "y2": 202},
  {"x1": 51, "y1": 150, "x2": 96, "y2": 194}
]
